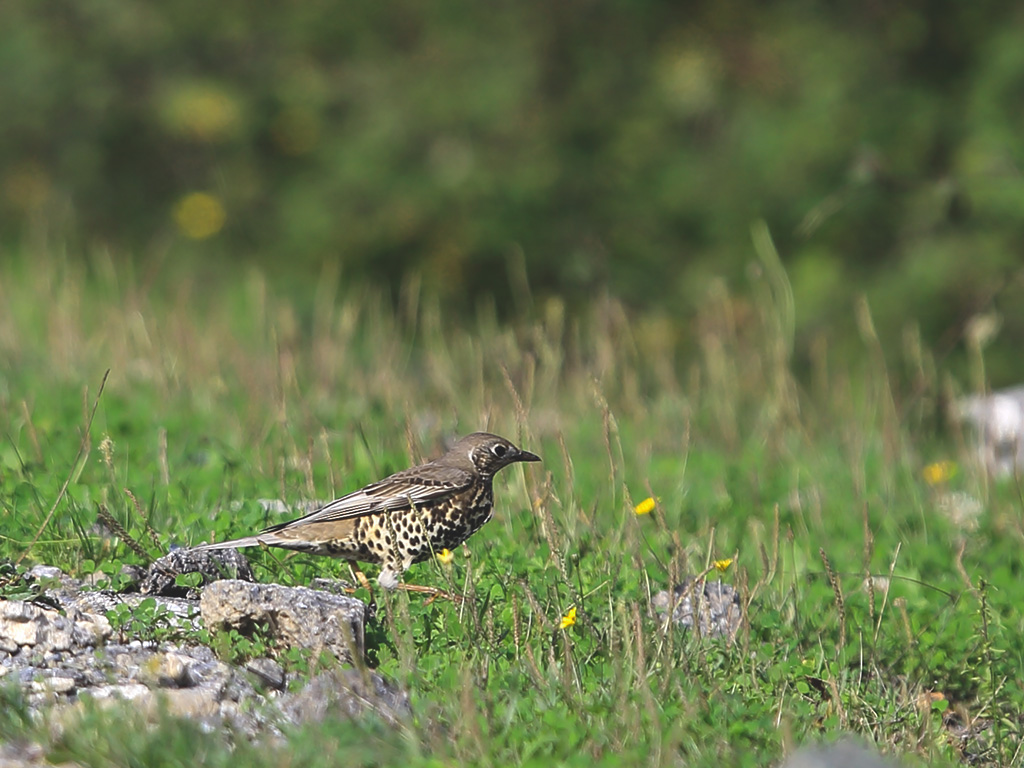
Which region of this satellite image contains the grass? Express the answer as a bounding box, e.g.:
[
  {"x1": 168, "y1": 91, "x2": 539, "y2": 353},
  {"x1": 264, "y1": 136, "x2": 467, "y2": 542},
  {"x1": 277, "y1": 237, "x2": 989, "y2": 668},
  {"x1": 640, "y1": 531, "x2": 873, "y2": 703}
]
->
[{"x1": 1, "y1": 248, "x2": 1023, "y2": 766}]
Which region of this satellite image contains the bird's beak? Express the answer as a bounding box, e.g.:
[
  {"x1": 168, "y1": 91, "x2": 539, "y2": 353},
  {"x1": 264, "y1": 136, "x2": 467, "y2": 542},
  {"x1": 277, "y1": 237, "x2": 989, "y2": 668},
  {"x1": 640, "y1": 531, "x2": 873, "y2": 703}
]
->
[{"x1": 517, "y1": 448, "x2": 541, "y2": 463}]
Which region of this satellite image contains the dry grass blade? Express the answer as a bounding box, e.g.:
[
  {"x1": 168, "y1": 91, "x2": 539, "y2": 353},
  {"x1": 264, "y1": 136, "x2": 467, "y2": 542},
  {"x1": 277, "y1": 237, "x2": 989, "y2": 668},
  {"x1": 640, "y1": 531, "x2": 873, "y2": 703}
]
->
[
  {"x1": 96, "y1": 503, "x2": 150, "y2": 563},
  {"x1": 820, "y1": 547, "x2": 846, "y2": 653},
  {"x1": 124, "y1": 488, "x2": 162, "y2": 555}
]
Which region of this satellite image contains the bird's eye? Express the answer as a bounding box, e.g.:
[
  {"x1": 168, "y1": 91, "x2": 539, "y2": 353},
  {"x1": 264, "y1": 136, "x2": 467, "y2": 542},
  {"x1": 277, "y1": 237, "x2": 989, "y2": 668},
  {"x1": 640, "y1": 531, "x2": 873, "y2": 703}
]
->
[{"x1": 491, "y1": 444, "x2": 508, "y2": 458}]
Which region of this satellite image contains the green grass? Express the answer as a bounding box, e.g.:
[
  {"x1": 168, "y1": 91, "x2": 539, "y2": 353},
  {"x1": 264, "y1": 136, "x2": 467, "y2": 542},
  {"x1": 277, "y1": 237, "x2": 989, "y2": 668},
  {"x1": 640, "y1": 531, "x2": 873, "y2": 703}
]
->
[{"x1": 1, "y1": 251, "x2": 1022, "y2": 766}]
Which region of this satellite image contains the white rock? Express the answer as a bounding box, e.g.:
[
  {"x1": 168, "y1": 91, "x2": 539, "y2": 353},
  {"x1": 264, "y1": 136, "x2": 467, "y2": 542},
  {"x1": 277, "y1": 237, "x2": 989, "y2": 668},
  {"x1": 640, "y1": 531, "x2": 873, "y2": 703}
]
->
[
  {"x1": 0, "y1": 602, "x2": 46, "y2": 648},
  {"x1": 30, "y1": 676, "x2": 76, "y2": 695},
  {"x1": 84, "y1": 683, "x2": 153, "y2": 702},
  {"x1": 26, "y1": 565, "x2": 64, "y2": 581},
  {"x1": 957, "y1": 387, "x2": 1024, "y2": 477}
]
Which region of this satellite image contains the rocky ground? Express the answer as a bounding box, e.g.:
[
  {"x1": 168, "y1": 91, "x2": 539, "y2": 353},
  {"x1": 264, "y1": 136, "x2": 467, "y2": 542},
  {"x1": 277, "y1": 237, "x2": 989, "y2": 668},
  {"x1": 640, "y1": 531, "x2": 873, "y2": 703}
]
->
[
  {"x1": 0, "y1": 546, "x2": 756, "y2": 764},
  {"x1": 0, "y1": 550, "x2": 933, "y2": 767},
  {"x1": 0, "y1": 550, "x2": 408, "y2": 750}
]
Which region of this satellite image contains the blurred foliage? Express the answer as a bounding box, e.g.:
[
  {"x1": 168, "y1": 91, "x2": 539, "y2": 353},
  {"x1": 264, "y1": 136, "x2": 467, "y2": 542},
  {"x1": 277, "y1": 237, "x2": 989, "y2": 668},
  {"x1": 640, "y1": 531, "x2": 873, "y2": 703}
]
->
[{"x1": 2, "y1": 0, "x2": 1024, "y2": 379}]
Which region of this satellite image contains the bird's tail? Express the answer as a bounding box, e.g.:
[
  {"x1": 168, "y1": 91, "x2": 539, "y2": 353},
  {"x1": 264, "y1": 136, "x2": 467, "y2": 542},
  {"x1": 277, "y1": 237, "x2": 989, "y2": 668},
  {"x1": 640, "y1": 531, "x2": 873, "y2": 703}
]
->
[
  {"x1": 192, "y1": 536, "x2": 266, "y2": 551},
  {"x1": 192, "y1": 532, "x2": 323, "y2": 554}
]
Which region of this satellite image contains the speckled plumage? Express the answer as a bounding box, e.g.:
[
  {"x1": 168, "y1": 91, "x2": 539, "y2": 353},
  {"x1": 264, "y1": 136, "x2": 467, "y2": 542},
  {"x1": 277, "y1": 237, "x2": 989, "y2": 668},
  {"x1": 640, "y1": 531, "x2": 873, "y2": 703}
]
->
[{"x1": 195, "y1": 432, "x2": 540, "y2": 588}]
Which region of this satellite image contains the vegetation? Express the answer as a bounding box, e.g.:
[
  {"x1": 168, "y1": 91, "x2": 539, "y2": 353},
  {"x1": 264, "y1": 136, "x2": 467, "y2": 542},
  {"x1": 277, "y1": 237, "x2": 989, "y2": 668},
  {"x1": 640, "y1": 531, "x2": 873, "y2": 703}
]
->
[
  {"x1": 3, "y1": 2, "x2": 1024, "y2": 378},
  {"x1": 1, "y1": 250, "x2": 1020, "y2": 766}
]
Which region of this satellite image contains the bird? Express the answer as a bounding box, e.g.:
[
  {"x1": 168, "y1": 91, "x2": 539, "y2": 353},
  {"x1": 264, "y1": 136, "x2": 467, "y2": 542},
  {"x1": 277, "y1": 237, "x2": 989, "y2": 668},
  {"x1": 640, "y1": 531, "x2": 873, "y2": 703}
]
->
[{"x1": 194, "y1": 432, "x2": 541, "y2": 590}]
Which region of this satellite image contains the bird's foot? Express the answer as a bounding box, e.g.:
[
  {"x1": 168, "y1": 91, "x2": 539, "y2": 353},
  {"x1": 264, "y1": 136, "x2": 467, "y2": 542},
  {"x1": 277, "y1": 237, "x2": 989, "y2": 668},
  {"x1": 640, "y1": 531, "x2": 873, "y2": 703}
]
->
[{"x1": 377, "y1": 568, "x2": 401, "y2": 591}]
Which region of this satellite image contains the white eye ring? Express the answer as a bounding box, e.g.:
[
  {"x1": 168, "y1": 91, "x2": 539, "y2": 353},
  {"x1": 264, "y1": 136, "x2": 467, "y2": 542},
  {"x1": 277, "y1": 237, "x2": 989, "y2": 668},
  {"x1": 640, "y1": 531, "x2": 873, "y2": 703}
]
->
[{"x1": 491, "y1": 443, "x2": 509, "y2": 458}]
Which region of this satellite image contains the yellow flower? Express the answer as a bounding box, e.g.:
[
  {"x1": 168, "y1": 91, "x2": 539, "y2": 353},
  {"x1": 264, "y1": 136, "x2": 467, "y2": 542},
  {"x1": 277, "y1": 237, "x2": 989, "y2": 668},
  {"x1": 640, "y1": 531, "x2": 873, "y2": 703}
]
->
[
  {"x1": 559, "y1": 606, "x2": 577, "y2": 630},
  {"x1": 173, "y1": 192, "x2": 226, "y2": 240},
  {"x1": 437, "y1": 548, "x2": 454, "y2": 565},
  {"x1": 161, "y1": 82, "x2": 242, "y2": 142},
  {"x1": 923, "y1": 461, "x2": 957, "y2": 486},
  {"x1": 634, "y1": 497, "x2": 656, "y2": 515},
  {"x1": 714, "y1": 558, "x2": 733, "y2": 573}
]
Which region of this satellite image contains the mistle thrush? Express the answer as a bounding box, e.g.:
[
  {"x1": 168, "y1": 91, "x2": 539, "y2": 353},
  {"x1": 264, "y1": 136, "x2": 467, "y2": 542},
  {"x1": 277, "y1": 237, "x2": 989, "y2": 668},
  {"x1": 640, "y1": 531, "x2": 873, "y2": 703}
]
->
[{"x1": 195, "y1": 432, "x2": 540, "y2": 588}]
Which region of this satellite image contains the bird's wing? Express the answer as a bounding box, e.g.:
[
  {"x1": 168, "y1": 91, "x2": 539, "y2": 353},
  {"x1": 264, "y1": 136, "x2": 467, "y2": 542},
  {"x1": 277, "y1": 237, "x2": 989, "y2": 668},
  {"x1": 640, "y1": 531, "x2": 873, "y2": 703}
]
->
[{"x1": 261, "y1": 464, "x2": 474, "y2": 532}]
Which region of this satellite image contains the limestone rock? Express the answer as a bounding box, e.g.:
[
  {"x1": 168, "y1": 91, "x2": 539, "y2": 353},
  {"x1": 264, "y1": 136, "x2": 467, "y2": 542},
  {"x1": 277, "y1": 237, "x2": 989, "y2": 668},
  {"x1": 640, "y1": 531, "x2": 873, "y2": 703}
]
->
[
  {"x1": 651, "y1": 577, "x2": 742, "y2": 640},
  {"x1": 2, "y1": 564, "x2": 403, "y2": 741},
  {"x1": 140, "y1": 548, "x2": 254, "y2": 597},
  {"x1": 0, "y1": 601, "x2": 111, "y2": 656},
  {"x1": 780, "y1": 739, "x2": 902, "y2": 768},
  {"x1": 65, "y1": 592, "x2": 203, "y2": 631},
  {"x1": 200, "y1": 580, "x2": 365, "y2": 664},
  {"x1": 245, "y1": 657, "x2": 287, "y2": 691},
  {"x1": 957, "y1": 387, "x2": 1024, "y2": 477},
  {"x1": 278, "y1": 668, "x2": 411, "y2": 726},
  {"x1": 24, "y1": 565, "x2": 65, "y2": 583},
  {"x1": 0, "y1": 740, "x2": 47, "y2": 768}
]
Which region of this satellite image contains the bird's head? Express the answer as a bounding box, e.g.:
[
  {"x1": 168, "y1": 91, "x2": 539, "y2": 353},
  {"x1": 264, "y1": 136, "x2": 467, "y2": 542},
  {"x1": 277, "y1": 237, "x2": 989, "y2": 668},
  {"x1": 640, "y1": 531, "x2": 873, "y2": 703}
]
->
[{"x1": 447, "y1": 432, "x2": 541, "y2": 477}]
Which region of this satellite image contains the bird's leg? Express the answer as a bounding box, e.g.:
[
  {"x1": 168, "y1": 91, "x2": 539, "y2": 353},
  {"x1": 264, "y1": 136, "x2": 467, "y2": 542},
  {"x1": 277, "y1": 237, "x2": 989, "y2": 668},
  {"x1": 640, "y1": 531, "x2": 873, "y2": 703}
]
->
[{"x1": 348, "y1": 562, "x2": 373, "y2": 592}]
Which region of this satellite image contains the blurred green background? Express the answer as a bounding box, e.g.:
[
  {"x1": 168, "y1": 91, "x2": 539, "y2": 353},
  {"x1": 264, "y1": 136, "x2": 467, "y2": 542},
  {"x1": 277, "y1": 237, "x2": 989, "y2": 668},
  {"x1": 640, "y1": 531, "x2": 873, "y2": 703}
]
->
[{"x1": 2, "y1": 0, "x2": 1024, "y2": 382}]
